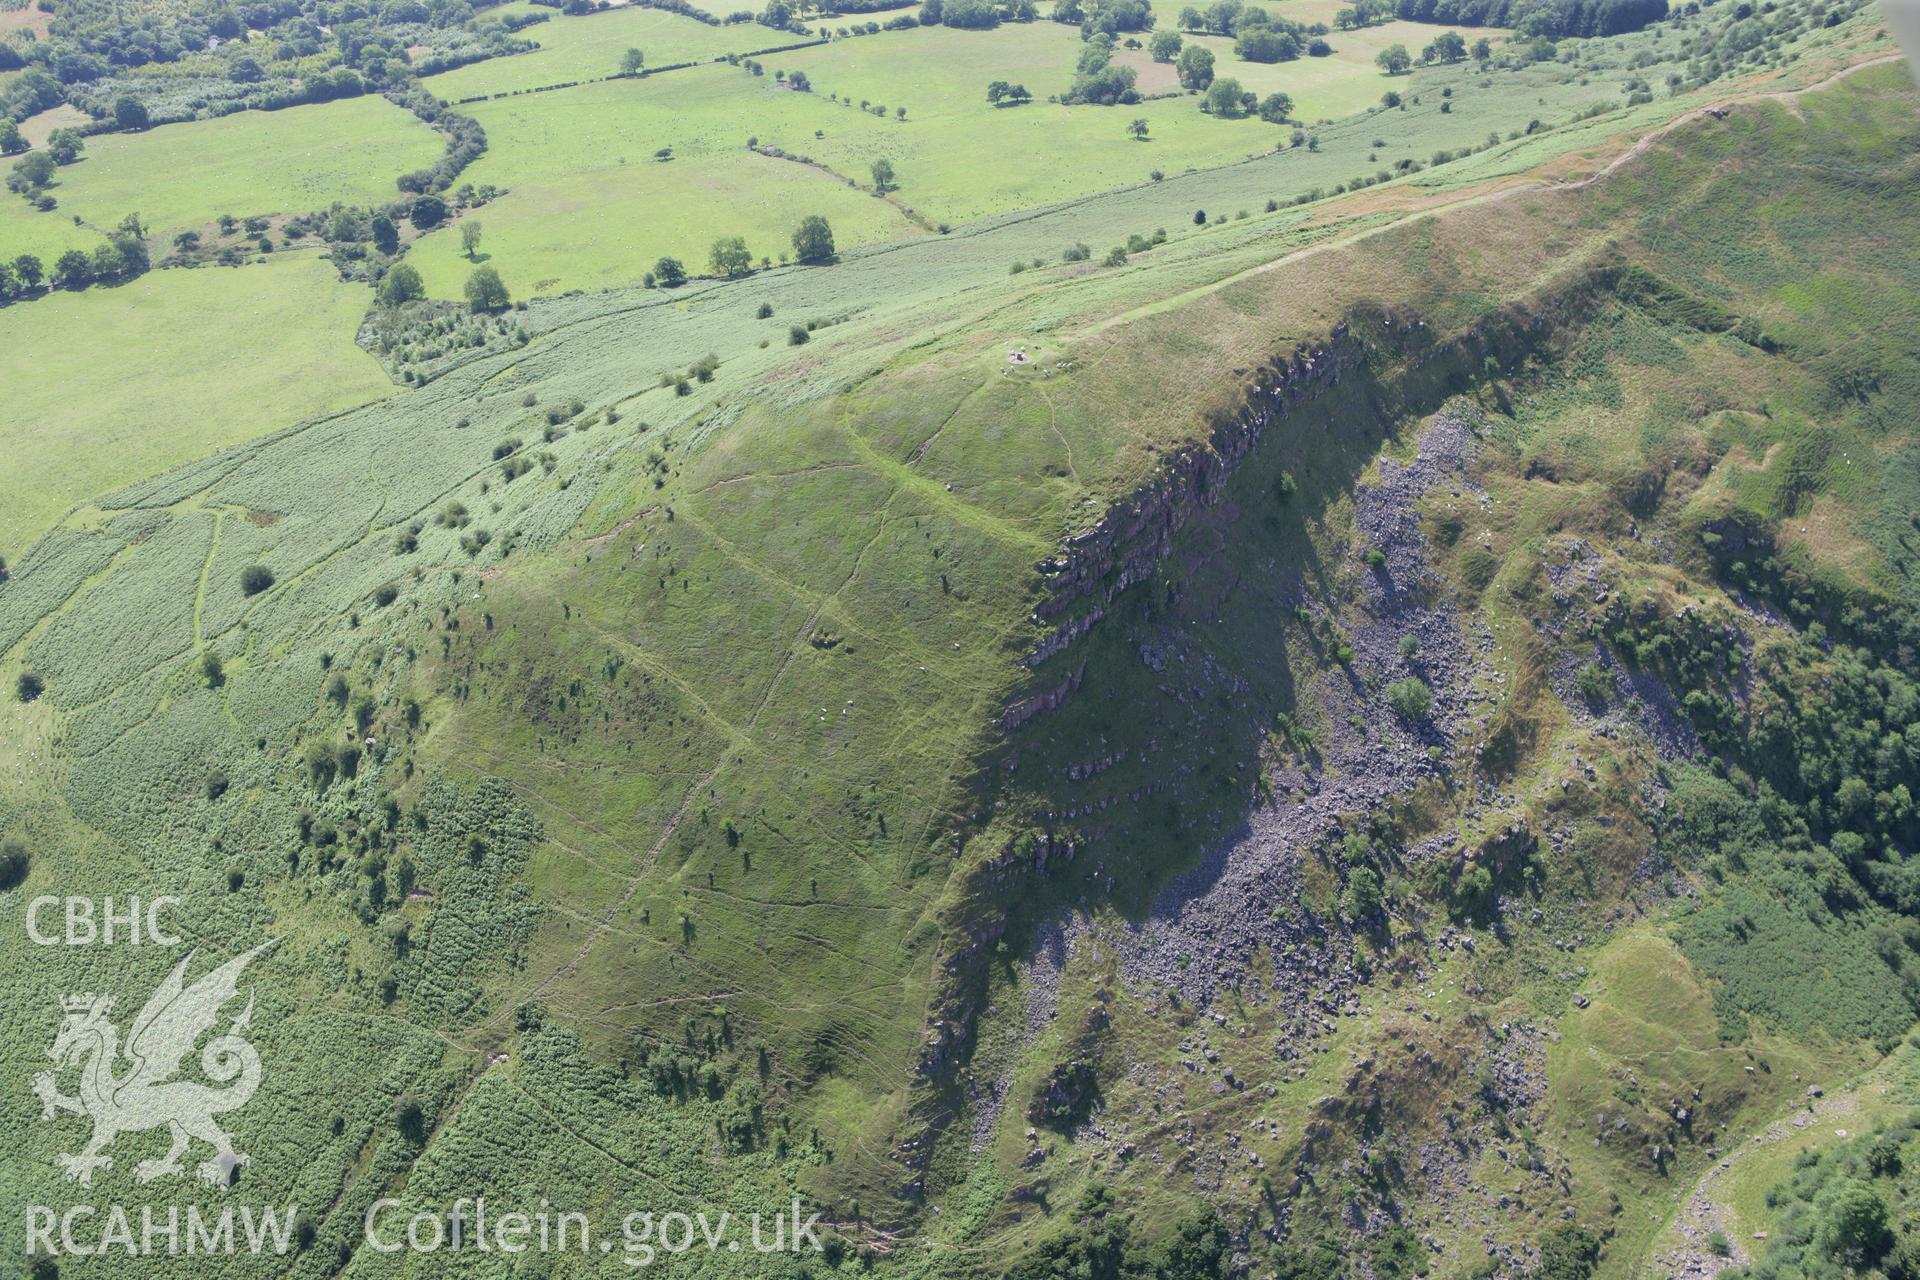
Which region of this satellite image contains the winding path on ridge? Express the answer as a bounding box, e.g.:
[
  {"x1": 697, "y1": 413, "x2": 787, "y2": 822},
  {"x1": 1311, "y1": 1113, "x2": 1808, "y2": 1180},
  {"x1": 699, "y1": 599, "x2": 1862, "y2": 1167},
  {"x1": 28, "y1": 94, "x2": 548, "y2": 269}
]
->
[{"x1": 1078, "y1": 50, "x2": 1903, "y2": 341}]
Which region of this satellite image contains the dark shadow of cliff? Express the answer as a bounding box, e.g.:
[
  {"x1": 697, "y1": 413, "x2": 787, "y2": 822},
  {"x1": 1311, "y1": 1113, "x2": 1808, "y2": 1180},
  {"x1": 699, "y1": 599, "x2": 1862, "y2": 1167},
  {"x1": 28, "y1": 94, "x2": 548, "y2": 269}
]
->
[{"x1": 902, "y1": 278, "x2": 1619, "y2": 1192}]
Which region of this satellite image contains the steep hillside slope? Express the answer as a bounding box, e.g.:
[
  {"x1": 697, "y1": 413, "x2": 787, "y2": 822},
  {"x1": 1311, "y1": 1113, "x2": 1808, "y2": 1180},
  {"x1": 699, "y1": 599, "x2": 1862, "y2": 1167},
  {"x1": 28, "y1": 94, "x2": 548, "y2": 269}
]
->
[{"x1": 0, "y1": 32, "x2": 1916, "y2": 1280}]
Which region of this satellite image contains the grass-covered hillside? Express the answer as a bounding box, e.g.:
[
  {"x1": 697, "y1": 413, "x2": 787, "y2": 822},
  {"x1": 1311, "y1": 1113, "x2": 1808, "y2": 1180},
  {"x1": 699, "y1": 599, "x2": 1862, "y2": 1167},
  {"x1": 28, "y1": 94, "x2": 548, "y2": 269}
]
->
[{"x1": 1, "y1": 0, "x2": 1917, "y2": 1274}]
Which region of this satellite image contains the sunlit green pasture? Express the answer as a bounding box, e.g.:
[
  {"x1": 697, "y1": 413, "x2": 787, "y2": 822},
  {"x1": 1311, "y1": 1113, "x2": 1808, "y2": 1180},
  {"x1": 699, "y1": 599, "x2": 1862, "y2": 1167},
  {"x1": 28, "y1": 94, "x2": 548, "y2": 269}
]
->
[
  {"x1": 410, "y1": 68, "x2": 925, "y2": 298},
  {"x1": 17, "y1": 103, "x2": 90, "y2": 148},
  {"x1": 0, "y1": 189, "x2": 107, "y2": 263},
  {"x1": 778, "y1": 18, "x2": 1085, "y2": 110},
  {"x1": 0, "y1": 254, "x2": 394, "y2": 558},
  {"x1": 37, "y1": 95, "x2": 443, "y2": 242},
  {"x1": 409, "y1": 7, "x2": 1707, "y2": 299},
  {"x1": 422, "y1": 3, "x2": 771, "y2": 98},
  {"x1": 1115, "y1": 19, "x2": 1502, "y2": 121}
]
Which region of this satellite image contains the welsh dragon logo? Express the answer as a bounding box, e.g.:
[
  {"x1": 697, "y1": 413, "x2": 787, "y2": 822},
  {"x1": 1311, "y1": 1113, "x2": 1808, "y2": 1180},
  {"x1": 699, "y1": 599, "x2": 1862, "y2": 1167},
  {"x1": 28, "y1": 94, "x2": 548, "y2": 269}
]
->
[{"x1": 32, "y1": 941, "x2": 276, "y2": 1187}]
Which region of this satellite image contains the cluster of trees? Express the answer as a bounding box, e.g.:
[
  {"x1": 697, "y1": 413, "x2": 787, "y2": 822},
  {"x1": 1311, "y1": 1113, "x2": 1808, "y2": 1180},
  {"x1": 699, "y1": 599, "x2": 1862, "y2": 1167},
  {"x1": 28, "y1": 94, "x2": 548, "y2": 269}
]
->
[
  {"x1": 1, "y1": 163, "x2": 156, "y2": 300},
  {"x1": 1050, "y1": 0, "x2": 1155, "y2": 35},
  {"x1": 1193, "y1": 77, "x2": 1289, "y2": 121},
  {"x1": 371, "y1": 257, "x2": 506, "y2": 311},
  {"x1": 1007, "y1": 1186, "x2": 1231, "y2": 1280},
  {"x1": 6, "y1": 0, "x2": 503, "y2": 88},
  {"x1": 391, "y1": 88, "x2": 488, "y2": 197},
  {"x1": 1063, "y1": 34, "x2": 1140, "y2": 103},
  {"x1": 1178, "y1": 2, "x2": 1338, "y2": 60},
  {"x1": 755, "y1": 0, "x2": 805, "y2": 29},
  {"x1": 1374, "y1": 28, "x2": 1469, "y2": 68},
  {"x1": 36, "y1": 237, "x2": 151, "y2": 290},
  {"x1": 1738, "y1": 1120, "x2": 1919, "y2": 1280},
  {"x1": 986, "y1": 79, "x2": 1035, "y2": 105},
  {"x1": 1388, "y1": 0, "x2": 1668, "y2": 35},
  {"x1": 7, "y1": 126, "x2": 87, "y2": 211},
  {"x1": 0, "y1": 0, "x2": 545, "y2": 135},
  {"x1": 919, "y1": 0, "x2": 1037, "y2": 26},
  {"x1": 1615, "y1": 571, "x2": 1920, "y2": 1042},
  {"x1": 1331, "y1": 0, "x2": 1664, "y2": 33},
  {"x1": 1332, "y1": 0, "x2": 1397, "y2": 28},
  {"x1": 646, "y1": 216, "x2": 834, "y2": 289}
]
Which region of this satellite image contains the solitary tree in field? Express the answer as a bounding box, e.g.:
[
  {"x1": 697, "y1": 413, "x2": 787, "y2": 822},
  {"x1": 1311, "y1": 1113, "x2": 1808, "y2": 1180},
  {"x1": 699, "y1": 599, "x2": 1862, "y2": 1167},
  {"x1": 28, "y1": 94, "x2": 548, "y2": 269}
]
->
[
  {"x1": 870, "y1": 158, "x2": 894, "y2": 192},
  {"x1": 1375, "y1": 42, "x2": 1411, "y2": 74},
  {"x1": 1204, "y1": 76, "x2": 1245, "y2": 116},
  {"x1": 709, "y1": 236, "x2": 753, "y2": 276},
  {"x1": 465, "y1": 264, "x2": 510, "y2": 312},
  {"x1": 1257, "y1": 91, "x2": 1293, "y2": 123},
  {"x1": 1149, "y1": 30, "x2": 1182, "y2": 61},
  {"x1": 791, "y1": 214, "x2": 835, "y2": 264},
  {"x1": 52, "y1": 248, "x2": 90, "y2": 289},
  {"x1": 1175, "y1": 43, "x2": 1214, "y2": 90},
  {"x1": 461, "y1": 221, "x2": 484, "y2": 259},
  {"x1": 410, "y1": 194, "x2": 449, "y2": 230},
  {"x1": 621, "y1": 46, "x2": 645, "y2": 75},
  {"x1": 1128, "y1": 117, "x2": 1149, "y2": 140},
  {"x1": 240, "y1": 565, "x2": 275, "y2": 596},
  {"x1": 653, "y1": 256, "x2": 687, "y2": 287},
  {"x1": 46, "y1": 127, "x2": 83, "y2": 164},
  {"x1": 378, "y1": 262, "x2": 425, "y2": 306},
  {"x1": 1429, "y1": 29, "x2": 1467, "y2": 61},
  {"x1": 371, "y1": 213, "x2": 400, "y2": 255},
  {"x1": 0, "y1": 837, "x2": 26, "y2": 888},
  {"x1": 13, "y1": 150, "x2": 54, "y2": 188},
  {"x1": 1472, "y1": 35, "x2": 1493, "y2": 61}
]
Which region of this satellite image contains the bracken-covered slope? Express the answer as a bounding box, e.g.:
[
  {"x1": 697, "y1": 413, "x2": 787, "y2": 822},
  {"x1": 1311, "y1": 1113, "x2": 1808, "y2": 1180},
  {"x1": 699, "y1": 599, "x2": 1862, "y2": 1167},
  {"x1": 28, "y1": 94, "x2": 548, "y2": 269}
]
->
[{"x1": 1, "y1": 26, "x2": 1918, "y2": 1280}]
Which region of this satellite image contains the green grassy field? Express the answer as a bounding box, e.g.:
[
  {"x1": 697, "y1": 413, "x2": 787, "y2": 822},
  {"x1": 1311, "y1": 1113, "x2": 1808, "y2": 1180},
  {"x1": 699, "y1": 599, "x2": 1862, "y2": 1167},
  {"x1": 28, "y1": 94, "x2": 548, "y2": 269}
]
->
[
  {"x1": 0, "y1": 254, "x2": 395, "y2": 559},
  {"x1": 32, "y1": 96, "x2": 442, "y2": 243},
  {"x1": 411, "y1": 67, "x2": 926, "y2": 298},
  {"x1": 16, "y1": 102, "x2": 89, "y2": 148},
  {"x1": 0, "y1": 189, "x2": 108, "y2": 263},
  {"x1": 766, "y1": 22, "x2": 1293, "y2": 220},
  {"x1": 423, "y1": 3, "x2": 772, "y2": 99},
  {"x1": 1116, "y1": 19, "x2": 1502, "y2": 122},
  {"x1": 411, "y1": 5, "x2": 1775, "y2": 300},
  {"x1": 0, "y1": 1, "x2": 1911, "y2": 1275}
]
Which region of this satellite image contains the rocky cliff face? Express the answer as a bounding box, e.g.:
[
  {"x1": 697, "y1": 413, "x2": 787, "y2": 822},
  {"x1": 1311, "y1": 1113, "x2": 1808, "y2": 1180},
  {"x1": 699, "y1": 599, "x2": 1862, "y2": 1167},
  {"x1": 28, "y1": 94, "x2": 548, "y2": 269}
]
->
[
  {"x1": 902, "y1": 282, "x2": 1603, "y2": 1199},
  {"x1": 911, "y1": 325, "x2": 1370, "y2": 1093},
  {"x1": 1031, "y1": 321, "x2": 1362, "y2": 637}
]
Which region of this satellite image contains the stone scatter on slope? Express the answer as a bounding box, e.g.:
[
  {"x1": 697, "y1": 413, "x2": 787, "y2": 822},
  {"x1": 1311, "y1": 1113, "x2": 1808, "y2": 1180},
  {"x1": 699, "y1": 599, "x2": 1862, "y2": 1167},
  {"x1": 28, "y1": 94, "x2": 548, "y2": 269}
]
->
[{"x1": 1110, "y1": 405, "x2": 1497, "y2": 1009}]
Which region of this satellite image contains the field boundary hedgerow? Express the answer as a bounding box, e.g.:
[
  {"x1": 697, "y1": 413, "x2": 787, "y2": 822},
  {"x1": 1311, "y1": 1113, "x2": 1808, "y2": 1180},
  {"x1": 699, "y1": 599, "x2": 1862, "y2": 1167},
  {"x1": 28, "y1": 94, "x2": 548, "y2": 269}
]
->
[{"x1": 444, "y1": 37, "x2": 831, "y2": 105}]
